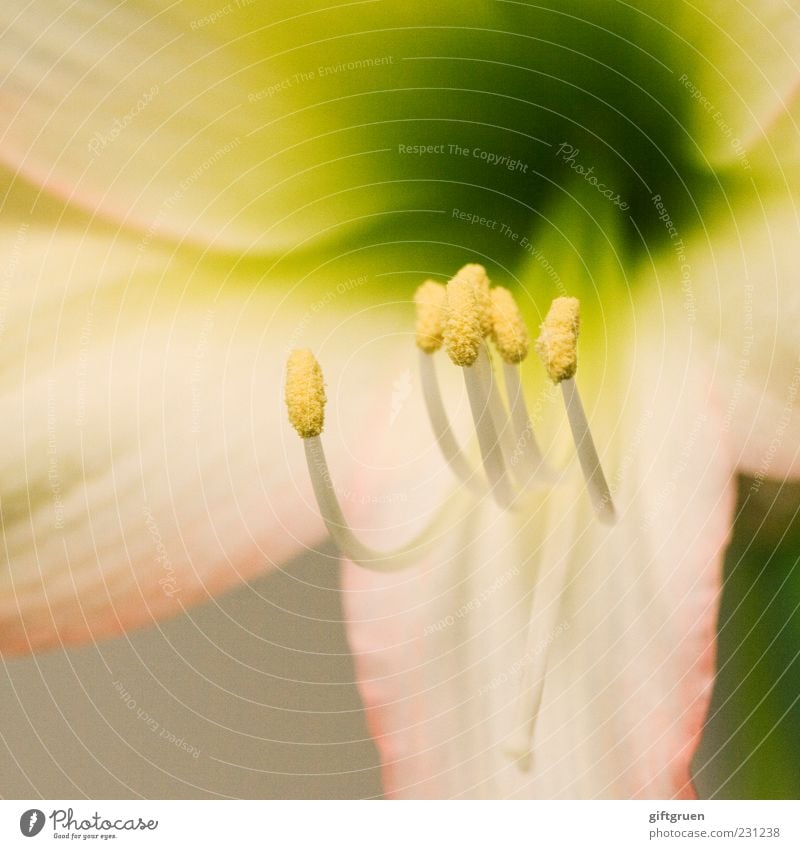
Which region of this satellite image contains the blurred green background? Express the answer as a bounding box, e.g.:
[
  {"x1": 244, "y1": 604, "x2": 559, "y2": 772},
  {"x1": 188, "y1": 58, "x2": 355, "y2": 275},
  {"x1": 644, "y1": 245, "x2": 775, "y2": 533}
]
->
[{"x1": 695, "y1": 477, "x2": 800, "y2": 799}]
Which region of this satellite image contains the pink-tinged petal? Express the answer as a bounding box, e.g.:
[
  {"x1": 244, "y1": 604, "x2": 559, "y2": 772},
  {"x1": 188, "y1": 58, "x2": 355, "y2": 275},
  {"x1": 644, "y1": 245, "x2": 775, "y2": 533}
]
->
[
  {"x1": 658, "y1": 194, "x2": 800, "y2": 481},
  {"x1": 344, "y1": 499, "x2": 523, "y2": 798},
  {"x1": 0, "y1": 179, "x2": 395, "y2": 653},
  {"x1": 341, "y1": 302, "x2": 736, "y2": 798}
]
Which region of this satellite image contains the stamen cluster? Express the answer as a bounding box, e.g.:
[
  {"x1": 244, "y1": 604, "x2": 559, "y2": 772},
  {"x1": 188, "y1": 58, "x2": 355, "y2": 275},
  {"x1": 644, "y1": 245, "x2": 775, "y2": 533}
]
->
[
  {"x1": 283, "y1": 263, "x2": 618, "y2": 770},
  {"x1": 284, "y1": 263, "x2": 614, "y2": 563}
]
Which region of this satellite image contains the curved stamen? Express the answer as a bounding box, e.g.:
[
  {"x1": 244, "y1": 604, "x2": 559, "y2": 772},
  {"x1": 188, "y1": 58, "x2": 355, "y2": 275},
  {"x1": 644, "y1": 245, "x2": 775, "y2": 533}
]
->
[
  {"x1": 478, "y1": 343, "x2": 521, "y2": 475},
  {"x1": 561, "y1": 377, "x2": 615, "y2": 524},
  {"x1": 304, "y1": 435, "x2": 463, "y2": 571},
  {"x1": 490, "y1": 285, "x2": 529, "y2": 365},
  {"x1": 503, "y1": 361, "x2": 549, "y2": 486},
  {"x1": 453, "y1": 271, "x2": 521, "y2": 484},
  {"x1": 444, "y1": 273, "x2": 483, "y2": 368},
  {"x1": 536, "y1": 296, "x2": 615, "y2": 523},
  {"x1": 419, "y1": 349, "x2": 481, "y2": 489},
  {"x1": 465, "y1": 346, "x2": 515, "y2": 509},
  {"x1": 285, "y1": 347, "x2": 326, "y2": 439},
  {"x1": 489, "y1": 285, "x2": 549, "y2": 487},
  {"x1": 445, "y1": 275, "x2": 515, "y2": 508},
  {"x1": 414, "y1": 279, "x2": 447, "y2": 355},
  {"x1": 453, "y1": 262, "x2": 493, "y2": 339},
  {"x1": 415, "y1": 279, "x2": 481, "y2": 489},
  {"x1": 504, "y1": 295, "x2": 616, "y2": 768},
  {"x1": 286, "y1": 347, "x2": 463, "y2": 571}
]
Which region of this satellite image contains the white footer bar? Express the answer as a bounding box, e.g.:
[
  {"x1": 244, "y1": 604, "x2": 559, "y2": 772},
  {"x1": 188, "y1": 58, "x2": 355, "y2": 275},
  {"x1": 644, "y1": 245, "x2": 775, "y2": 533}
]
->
[{"x1": 1, "y1": 800, "x2": 796, "y2": 848}]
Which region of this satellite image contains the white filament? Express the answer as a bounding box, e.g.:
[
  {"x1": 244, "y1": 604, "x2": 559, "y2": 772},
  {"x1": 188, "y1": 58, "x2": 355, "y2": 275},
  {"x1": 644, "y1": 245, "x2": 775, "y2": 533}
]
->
[
  {"x1": 503, "y1": 361, "x2": 550, "y2": 488},
  {"x1": 304, "y1": 436, "x2": 464, "y2": 571},
  {"x1": 475, "y1": 345, "x2": 520, "y2": 473},
  {"x1": 463, "y1": 348, "x2": 515, "y2": 509},
  {"x1": 418, "y1": 350, "x2": 482, "y2": 492},
  {"x1": 561, "y1": 378, "x2": 615, "y2": 524}
]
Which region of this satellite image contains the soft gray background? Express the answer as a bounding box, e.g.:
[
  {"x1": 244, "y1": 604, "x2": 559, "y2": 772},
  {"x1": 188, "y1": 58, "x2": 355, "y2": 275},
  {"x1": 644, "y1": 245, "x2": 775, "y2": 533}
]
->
[
  {"x1": 0, "y1": 546, "x2": 383, "y2": 799},
  {"x1": 3, "y1": 480, "x2": 800, "y2": 800}
]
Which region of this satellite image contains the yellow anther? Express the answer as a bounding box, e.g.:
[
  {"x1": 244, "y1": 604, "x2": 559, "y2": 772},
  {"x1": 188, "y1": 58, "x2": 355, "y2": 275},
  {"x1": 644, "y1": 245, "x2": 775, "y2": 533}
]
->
[
  {"x1": 445, "y1": 276, "x2": 483, "y2": 367},
  {"x1": 414, "y1": 280, "x2": 447, "y2": 354},
  {"x1": 285, "y1": 348, "x2": 326, "y2": 438},
  {"x1": 490, "y1": 286, "x2": 530, "y2": 364},
  {"x1": 454, "y1": 263, "x2": 492, "y2": 337},
  {"x1": 535, "y1": 297, "x2": 580, "y2": 383}
]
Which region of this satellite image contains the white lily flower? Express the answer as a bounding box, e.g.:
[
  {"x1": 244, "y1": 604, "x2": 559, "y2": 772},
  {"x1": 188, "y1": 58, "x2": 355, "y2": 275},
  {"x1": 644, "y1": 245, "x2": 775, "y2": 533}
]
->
[{"x1": 0, "y1": 0, "x2": 798, "y2": 799}]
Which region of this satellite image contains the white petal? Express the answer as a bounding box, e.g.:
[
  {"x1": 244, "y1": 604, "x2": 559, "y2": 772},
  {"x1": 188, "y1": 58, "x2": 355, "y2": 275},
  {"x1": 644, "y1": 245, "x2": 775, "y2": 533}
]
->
[
  {"x1": 654, "y1": 193, "x2": 800, "y2": 480},
  {"x1": 0, "y1": 183, "x2": 395, "y2": 652},
  {"x1": 342, "y1": 306, "x2": 736, "y2": 798}
]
